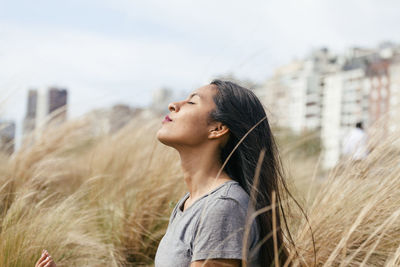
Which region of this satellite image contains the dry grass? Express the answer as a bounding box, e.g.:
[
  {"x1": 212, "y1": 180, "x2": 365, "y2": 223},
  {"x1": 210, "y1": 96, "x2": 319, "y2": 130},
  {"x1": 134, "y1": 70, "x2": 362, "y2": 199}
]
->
[
  {"x1": 288, "y1": 129, "x2": 400, "y2": 266},
  {"x1": 0, "y1": 115, "x2": 399, "y2": 266}
]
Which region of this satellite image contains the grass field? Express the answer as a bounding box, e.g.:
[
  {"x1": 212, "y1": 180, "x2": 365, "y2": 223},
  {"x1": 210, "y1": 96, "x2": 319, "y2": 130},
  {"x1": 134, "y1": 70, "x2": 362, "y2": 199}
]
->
[{"x1": 0, "y1": 115, "x2": 399, "y2": 266}]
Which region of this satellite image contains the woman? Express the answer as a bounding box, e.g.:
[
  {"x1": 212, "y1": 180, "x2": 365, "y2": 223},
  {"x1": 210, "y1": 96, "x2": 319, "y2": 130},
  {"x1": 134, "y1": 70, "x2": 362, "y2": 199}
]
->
[
  {"x1": 154, "y1": 80, "x2": 293, "y2": 266},
  {"x1": 36, "y1": 80, "x2": 295, "y2": 266}
]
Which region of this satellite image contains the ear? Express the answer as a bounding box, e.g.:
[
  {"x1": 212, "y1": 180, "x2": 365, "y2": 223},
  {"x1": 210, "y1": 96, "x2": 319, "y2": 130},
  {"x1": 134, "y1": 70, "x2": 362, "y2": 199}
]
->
[{"x1": 208, "y1": 122, "x2": 229, "y2": 140}]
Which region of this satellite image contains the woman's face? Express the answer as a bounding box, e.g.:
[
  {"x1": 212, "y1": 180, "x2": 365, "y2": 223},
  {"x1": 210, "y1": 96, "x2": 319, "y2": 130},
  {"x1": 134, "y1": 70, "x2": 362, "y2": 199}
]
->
[{"x1": 156, "y1": 84, "x2": 218, "y2": 148}]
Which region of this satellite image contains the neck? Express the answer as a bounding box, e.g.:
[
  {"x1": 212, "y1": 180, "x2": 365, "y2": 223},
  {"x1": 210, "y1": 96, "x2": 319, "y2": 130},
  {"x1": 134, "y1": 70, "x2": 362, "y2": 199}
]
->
[{"x1": 177, "y1": 145, "x2": 232, "y2": 200}]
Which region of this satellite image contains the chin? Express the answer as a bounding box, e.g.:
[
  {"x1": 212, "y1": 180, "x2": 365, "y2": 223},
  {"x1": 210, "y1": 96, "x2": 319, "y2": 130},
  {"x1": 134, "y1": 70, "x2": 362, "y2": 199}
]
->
[{"x1": 156, "y1": 129, "x2": 174, "y2": 147}]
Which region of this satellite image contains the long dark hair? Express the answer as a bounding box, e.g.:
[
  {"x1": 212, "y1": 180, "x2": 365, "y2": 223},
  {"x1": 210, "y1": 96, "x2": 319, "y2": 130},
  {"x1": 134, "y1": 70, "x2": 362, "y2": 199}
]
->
[{"x1": 209, "y1": 79, "x2": 297, "y2": 266}]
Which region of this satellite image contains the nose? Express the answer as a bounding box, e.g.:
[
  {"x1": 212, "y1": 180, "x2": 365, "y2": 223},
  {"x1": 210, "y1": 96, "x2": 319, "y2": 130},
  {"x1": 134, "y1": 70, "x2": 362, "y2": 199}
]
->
[{"x1": 168, "y1": 102, "x2": 178, "y2": 112}]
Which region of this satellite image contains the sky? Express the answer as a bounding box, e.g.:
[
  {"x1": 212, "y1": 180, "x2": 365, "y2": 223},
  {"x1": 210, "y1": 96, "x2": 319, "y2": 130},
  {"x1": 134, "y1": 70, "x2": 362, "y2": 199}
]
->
[{"x1": 1, "y1": 0, "x2": 400, "y2": 144}]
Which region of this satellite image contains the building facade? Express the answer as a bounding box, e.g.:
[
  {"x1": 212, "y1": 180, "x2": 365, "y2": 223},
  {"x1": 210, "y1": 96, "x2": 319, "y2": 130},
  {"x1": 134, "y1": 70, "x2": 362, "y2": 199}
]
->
[
  {"x1": 388, "y1": 60, "x2": 400, "y2": 133},
  {"x1": 22, "y1": 89, "x2": 38, "y2": 135},
  {"x1": 258, "y1": 48, "x2": 336, "y2": 134}
]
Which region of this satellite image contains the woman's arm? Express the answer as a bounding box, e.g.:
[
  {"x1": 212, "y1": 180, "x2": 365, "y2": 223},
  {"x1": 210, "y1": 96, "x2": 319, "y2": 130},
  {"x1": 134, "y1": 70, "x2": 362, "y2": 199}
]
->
[{"x1": 191, "y1": 259, "x2": 241, "y2": 267}]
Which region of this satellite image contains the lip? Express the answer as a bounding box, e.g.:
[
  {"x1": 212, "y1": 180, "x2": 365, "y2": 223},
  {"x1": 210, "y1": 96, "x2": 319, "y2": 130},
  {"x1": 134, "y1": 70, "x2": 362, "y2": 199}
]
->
[{"x1": 162, "y1": 115, "x2": 173, "y2": 123}]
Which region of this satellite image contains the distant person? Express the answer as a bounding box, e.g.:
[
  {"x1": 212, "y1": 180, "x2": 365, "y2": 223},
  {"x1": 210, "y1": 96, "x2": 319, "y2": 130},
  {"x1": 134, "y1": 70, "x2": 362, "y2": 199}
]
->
[{"x1": 342, "y1": 122, "x2": 368, "y2": 161}]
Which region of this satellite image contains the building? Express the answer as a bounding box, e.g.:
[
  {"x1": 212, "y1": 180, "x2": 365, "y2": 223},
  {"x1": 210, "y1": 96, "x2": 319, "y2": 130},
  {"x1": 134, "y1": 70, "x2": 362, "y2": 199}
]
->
[
  {"x1": 48, "y1": 87, "x2": 68, "y2": 125},
  {"x1": 258, "y1": 60, "x2": 302, "y2": 129},
  {"x1": 22, "y1": 87, "x2": 68, "y2": 140},
  {"x1": 388, "y1": 59, "x2": 400, "y2": 133},
  {"x1": 320, "y1": 72, "x2": 343, "y2": 169},
  {"x1": 365, "y1": 58, "x2": 391, "y2": 139},
  {"x1": 321, "y1": 66, "x2": 368, "y2": 169},
  {"x1": 22, "y1": 89, "x2": 38, "y2": 135},
  {"x1": 0, "y1": 120, "x2": 16, "y2": 154},
  {"x1": 258, "y1": 48, "x2": 337, "y2": 134}
]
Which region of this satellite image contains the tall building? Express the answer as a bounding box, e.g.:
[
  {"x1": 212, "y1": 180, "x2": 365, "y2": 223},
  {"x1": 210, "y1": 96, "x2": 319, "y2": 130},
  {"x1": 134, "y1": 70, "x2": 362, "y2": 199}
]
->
[
  {"x1": 321, "y1": 60, "x2": 368, "y2": 169},
  {"x1": 0, "y1": 120, "x2": 16, "y2": 154},
  {"x1": 257, "y1": 61, "x2": 303, "y2": 129},
  {"x1": 388, "y1": 60, "x2": 400, "y2": 133},
  {"x1": 23, "y1": 89, "x2": 38, "y2": 135},
  {"x1": 22, "y1": 87, "x2": 68, "y2": 137},
  {"x1": 365, "y1": 58, "x2": 391, "y2": 139},
  {"x1": 257, "y1": 48, "x2": 337, "y2": 134},
  {"x1": 320, "y1": 72, "x2": 343, "y2": 169},
  {"x1": 47, "y1": 87, "x2": 68, "y2": 125}
]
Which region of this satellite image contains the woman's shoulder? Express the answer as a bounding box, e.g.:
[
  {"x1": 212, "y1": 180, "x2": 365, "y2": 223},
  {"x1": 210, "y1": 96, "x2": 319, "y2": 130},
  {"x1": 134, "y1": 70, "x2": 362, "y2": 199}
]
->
[
  {"x1": 213, "y1": 180, "x2": 251, "y2": 212},
  {"x1": 195, "y1": 181, "x2": 251, "y2": 230}
]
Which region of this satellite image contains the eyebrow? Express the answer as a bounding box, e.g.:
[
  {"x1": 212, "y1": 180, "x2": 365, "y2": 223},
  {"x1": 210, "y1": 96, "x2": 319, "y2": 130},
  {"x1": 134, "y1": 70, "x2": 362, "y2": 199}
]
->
[{"x1": 189, "y1": 93, "x2": 201, "y2": 99}]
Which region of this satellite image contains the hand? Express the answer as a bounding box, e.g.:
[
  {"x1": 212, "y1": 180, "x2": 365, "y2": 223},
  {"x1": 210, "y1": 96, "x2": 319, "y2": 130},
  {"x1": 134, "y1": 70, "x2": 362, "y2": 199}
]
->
[{"x1": 35, "y1": 250, "x2": 57, "y2": 267}]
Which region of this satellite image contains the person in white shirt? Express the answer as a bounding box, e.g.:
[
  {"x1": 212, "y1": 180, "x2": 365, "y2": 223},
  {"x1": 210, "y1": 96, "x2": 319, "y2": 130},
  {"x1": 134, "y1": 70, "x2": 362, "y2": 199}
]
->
[{"x1": 342, "y1": 122, "x2": 368, "y2": 161}]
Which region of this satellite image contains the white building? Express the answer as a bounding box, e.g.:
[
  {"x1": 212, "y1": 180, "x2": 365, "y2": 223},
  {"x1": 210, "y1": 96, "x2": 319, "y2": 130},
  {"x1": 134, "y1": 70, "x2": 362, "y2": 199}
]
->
[
  {"x1": 321, "y1": 73, "x2": 343, "y2": 169},
  {"x1": 35, "y1": 88, "x2": 49, "y2": 131},
  {"x1": 388, "y1": 61, "x2": 400, "y2": 133},
  {"x1": 258, "y1": 48, "x2": 335, "y2": 134},
  {"x1": 321, "y1": 67, "x2": 367, "y2": 169},
  {"x1": 259, "y1": 60, "x2": 313, "y2": 133},
  {"x1": 261, "y1": 60, "x2": 309, "y2": 133}
]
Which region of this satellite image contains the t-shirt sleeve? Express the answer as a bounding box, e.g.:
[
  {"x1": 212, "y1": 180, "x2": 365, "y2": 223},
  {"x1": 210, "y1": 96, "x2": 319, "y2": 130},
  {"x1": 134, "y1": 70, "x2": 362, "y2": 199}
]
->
[{"x1": 191, "y1": 197, "x2": 249, "y2": 262}]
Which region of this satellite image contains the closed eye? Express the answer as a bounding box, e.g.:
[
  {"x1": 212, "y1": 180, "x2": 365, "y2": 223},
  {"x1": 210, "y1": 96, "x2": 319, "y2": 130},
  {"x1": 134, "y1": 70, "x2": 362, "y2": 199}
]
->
[{"x1": 187, "y1": 101, "x2": 195, "y2": 104}]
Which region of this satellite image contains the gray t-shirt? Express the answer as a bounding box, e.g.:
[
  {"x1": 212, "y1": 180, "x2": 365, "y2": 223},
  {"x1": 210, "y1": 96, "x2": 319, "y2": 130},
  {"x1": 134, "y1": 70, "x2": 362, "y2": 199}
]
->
[{"x1": 155, "y1": 180, "x2": 260, "y2": 267}]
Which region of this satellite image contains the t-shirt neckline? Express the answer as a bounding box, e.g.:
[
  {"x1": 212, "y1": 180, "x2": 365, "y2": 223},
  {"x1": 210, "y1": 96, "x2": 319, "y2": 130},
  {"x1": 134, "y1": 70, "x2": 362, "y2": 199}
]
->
[{"x1": 178, "y1": 180, "x2": 238, "y2": 213}]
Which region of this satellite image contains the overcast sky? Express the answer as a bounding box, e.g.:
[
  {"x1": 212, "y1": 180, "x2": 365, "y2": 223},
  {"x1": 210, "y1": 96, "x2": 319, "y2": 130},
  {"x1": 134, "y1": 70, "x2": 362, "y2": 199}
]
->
[{"x1": 1, "y1": 0, "x2": 400, "y2": 132}]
